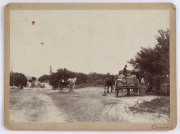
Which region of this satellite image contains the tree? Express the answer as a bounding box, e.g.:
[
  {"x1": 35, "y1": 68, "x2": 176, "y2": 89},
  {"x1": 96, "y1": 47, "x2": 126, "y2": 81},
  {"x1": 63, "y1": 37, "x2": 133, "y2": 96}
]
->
[
  {"x1": 10, "y1": 72, "x2": 27, "y2": 89},
  {"x1": 48, "y1": 68, "x2": 108, "y2": 88},
  {"x1": 76, "y1": 73, "x2": 87, "y2": 84},
  {"x1": 38, "y1": 75, "x2": 49, "y2": 82},
  {"x1": 49, "y1": 73, "x2": 60, "y2": 88},
  {"x1": 128, "y1": 30, "x2": 169, "y2": 91},
  {"x1": 155, "y1": 30, "x2": 169, "y2": 75},
  {"x1": 49, "y1": 68, "x2": 75, "y2": 88}
]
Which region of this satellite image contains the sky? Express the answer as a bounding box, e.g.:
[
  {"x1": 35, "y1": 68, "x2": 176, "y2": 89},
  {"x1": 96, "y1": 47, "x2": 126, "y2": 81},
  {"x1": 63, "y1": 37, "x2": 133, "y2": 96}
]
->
[{"x1": 10, "y1": 10, "x2": 169, "y2": 78}]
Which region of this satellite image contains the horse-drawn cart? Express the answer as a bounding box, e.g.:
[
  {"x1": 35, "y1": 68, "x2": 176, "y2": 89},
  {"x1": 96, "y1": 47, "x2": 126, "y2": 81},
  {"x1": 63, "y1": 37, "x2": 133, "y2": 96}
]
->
[
  {"x1": 115, "y1": 75, "x2": 145, "y2": 97},
  {"x1": 58, "y1": 81, "x2": 69, "y2": 90},
  {"x1": 58, "y1": 78, "x2": 76, "y2": 92}
]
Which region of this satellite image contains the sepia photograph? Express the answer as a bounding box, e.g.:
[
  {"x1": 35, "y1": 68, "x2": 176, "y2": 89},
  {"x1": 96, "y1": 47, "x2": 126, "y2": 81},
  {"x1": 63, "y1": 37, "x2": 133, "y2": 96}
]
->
[{"x1": 4, "y1": 3, "x2": 176, "y2": 130}]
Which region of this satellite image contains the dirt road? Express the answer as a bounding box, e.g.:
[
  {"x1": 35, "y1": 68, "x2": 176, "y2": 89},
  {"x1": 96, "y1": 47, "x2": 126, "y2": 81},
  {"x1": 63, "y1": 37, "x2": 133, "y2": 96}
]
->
[
  {"x1": 10, "y1": 88, "x2": 66, "y2": 122},
  {"x1": 10, "y1": 87, "x2": 169, "y2": 123}
]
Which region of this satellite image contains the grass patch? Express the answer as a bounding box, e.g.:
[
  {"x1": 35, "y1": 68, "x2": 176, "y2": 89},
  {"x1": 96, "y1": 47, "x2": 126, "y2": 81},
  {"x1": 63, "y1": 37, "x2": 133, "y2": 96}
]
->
[{"x1": 129, "y1": 97, "x2": 170, "y2": 116}]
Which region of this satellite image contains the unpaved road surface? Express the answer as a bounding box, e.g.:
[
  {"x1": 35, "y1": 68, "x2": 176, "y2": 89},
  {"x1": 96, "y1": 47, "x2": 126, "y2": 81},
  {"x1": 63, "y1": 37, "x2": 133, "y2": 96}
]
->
[
  {"x1": 10, "y1": 88, "x2": 66, "y2": 122},
  {"x1": 10, "y1": 87, "x2": 169, "y2": 123}
]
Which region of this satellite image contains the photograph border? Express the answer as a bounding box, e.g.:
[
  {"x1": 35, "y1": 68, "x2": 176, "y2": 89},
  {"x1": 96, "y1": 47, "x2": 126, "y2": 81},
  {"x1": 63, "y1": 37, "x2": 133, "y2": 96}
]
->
[{"x1": 4, "y1": 3, "x2": 176, "y2": 130}]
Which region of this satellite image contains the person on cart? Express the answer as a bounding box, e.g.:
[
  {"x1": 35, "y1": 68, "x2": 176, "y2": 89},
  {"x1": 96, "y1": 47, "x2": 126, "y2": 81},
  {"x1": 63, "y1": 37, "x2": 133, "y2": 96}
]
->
[{"x1": 123, "y1": 65, "x2": 127, "y2": 78}]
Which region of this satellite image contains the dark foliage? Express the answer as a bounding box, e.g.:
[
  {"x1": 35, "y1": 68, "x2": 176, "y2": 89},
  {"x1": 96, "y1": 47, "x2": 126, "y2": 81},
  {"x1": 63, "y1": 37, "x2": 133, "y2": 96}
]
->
[
  {"x1": 128, "y1": 30, "x2": 169, "y2": 91},
  {"x1": 49, "y1": 68, "x2": 115, "y2": 88},
  {"x1": 38, "y1": 75, "x2": 49, "y2": 82},
  {"x1": 10, "y1": 72, "x2": 27, "y2": 89}
]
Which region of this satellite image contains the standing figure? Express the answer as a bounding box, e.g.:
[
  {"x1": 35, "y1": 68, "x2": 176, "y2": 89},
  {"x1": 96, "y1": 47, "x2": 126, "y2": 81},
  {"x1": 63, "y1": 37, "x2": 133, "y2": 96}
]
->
[
  {"x1": 140, "y1": 77, "x2": 146, "y2": 95},
  {"x1": 73, "y1": 77, "x2": 77, "y2": 89},
  {"x1": 68, "y1": 78, "x2": 76, "y2": 92},
  {"x1": 123, "y1": 65, "x2": 127, "y2": 78}
]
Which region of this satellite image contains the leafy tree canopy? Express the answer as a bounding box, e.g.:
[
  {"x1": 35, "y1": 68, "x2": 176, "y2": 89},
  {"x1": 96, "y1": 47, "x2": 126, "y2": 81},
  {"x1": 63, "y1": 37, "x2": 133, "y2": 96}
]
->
[
  {"x1": 129, "y1": 29, "x2": 169, "y2": 76},
  {"x1": 38, "y1": 75, "x2": 49, "y2": 82},
  {"x1": 10, "y1": 72, "x2": 27, "y2": 89}
]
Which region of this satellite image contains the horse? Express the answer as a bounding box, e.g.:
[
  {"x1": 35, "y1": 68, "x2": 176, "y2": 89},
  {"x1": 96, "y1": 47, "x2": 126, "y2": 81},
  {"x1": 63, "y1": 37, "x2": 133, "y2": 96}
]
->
[
  {"x1": 68, "y1": 78, "x2": 76, "y2": 92},
  {"x1": 104, "y1": 76, "x2": 115, "y2": 93}
]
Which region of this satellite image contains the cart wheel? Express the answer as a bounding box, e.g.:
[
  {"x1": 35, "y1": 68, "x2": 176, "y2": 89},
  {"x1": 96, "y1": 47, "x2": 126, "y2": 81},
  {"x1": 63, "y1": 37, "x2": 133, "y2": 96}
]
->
[
  {"x1": 138, "y1": 86, "x2": 142, "y2": 96},
  {"x1": 127, "y1": 89, "x2": 130, "y2": 96}
]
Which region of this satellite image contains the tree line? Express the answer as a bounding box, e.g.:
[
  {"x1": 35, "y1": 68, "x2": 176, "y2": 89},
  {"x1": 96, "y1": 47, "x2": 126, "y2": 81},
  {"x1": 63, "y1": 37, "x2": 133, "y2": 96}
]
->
[
  {"x1": 39, "y1": 68, "x2": 114, "y2": 88},
  {"x1": 10, "y1": 29, "x2": 169, "y2": 91}
]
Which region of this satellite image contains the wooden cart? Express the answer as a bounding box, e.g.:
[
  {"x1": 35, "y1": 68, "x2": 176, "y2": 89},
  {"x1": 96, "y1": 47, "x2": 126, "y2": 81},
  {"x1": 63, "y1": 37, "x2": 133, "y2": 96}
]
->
[{"x1": 115, "y1": 76, "x2": 144, "y2": 98}]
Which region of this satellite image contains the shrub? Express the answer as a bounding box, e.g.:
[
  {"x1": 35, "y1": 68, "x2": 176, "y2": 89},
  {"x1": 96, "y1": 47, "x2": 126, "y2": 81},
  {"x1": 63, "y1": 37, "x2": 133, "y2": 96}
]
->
[
  {"x1": 48, "y1": 68, "x2": 114, "y2": 89},
  {"x1": 38, "y1": 75, "x2": 49, "y2": 82},
  {"x1": 10, "y1": 72, "x2": 27, "y2": 89}
]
